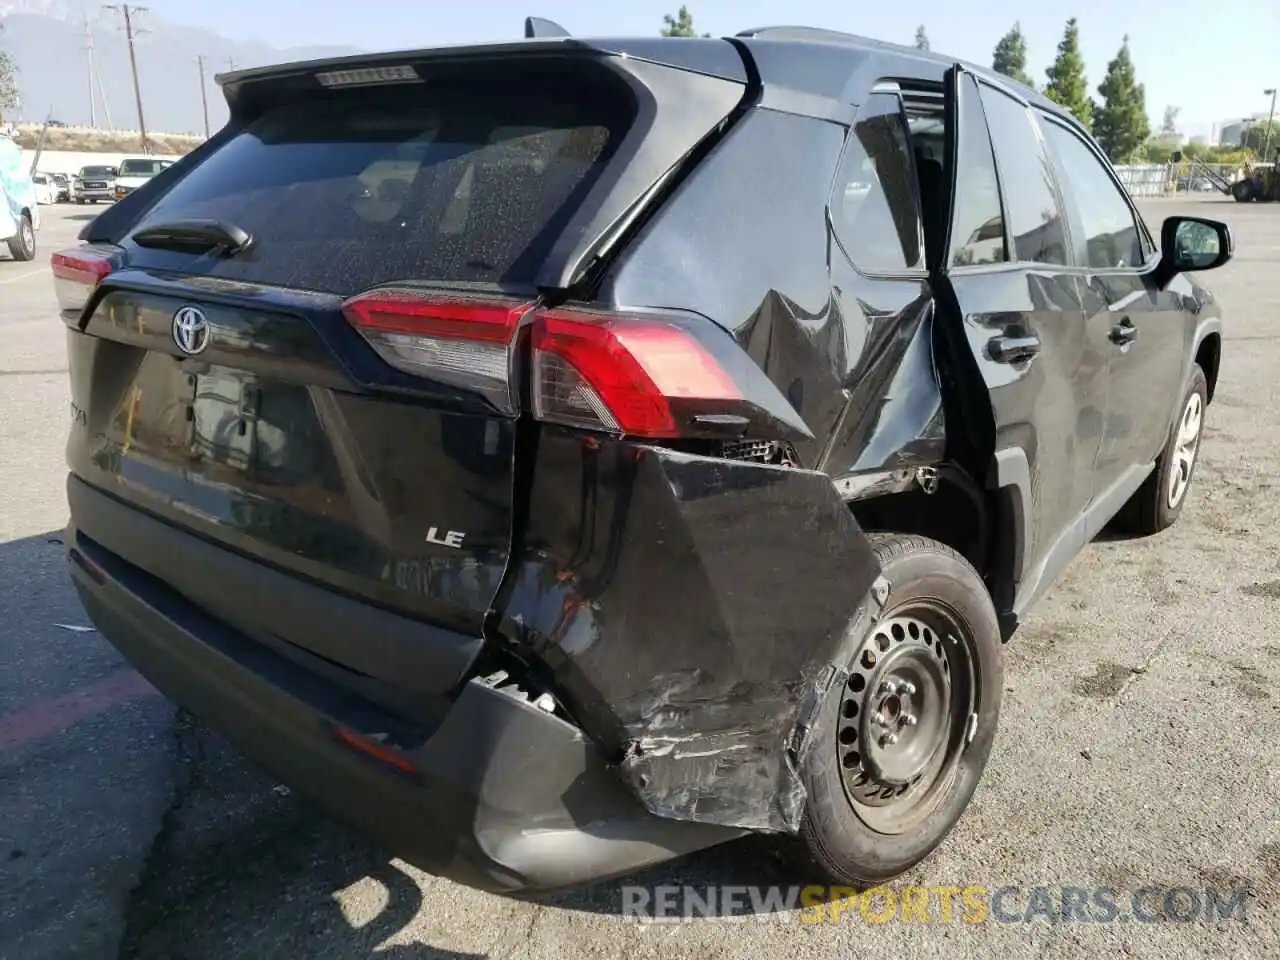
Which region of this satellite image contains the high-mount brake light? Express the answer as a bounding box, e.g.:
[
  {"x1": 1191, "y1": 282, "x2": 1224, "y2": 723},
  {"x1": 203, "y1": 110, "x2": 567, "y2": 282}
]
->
[
  {"x1": 51, "y1": 247, "x2": 115, "y2": 313},
  {"x1": 530, "y1": 310, "x2": 741, "y2": 438},
  {"x1": 341, "y1": 289, "x2": 534, "y2": 414},
  {"x1": 316, "y1": 65, "x2": 422, "y2": 88}
]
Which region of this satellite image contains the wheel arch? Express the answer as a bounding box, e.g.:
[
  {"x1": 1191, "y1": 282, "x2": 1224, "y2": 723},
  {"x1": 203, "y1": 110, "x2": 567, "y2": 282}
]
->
[
  {"x1": 1194, "y1": 329, "x2": 1221, "y2": 404},
  {"x1": 846, "y1": 460, "x2": 1020, "y2": 640}
]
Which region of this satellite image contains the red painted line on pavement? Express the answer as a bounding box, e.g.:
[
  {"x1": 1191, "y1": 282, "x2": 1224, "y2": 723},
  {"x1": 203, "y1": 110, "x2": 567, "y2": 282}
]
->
[{"x1": 0, "y1": 669, "x2": 160, "y2": 750}]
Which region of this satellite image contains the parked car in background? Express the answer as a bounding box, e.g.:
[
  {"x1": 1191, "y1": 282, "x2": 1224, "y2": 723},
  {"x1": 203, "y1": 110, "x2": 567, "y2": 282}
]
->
[
  {"x1": 0, "y1": 133, "x2": 39, "y2": 261},
  {"x1": 50, "y1": 173, "x2": 71, "y2": 202},
  {"x1": 113, "y1": 157, "x2": 171, "y2": 201},
  {"x1": 73, "y1": 165, "x2": 118, "y2": 204},
  {"x1": 31, "y1": 173, "x2": 57, "y2": 205}
]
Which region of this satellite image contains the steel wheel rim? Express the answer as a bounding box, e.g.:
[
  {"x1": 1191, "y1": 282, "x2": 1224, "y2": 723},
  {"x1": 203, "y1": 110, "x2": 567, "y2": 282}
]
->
[
  {"x1": 836, "y1": 601, "x2": 977, "y2": 835},
  {"x1": 21, "y1": 221, "x2": 33, "y2": 251},
  {"x1": 1167, "y1": 391, "x2": 1203, "y2": 509}
]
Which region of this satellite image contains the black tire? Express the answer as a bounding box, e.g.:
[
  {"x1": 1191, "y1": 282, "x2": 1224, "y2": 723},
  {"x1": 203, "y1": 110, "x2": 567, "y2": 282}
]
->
[
  {"x1": 6, "y1": 213, "x2": 35, "y2": 262},
  {"x1": 1231, "y1": 179, "x2": 1253, "y2": 202},
  {"x1": 794, "y1": 532, "x2": 1004, "y2": 886},
  {"x1": 1113, "y1": 364, "x2": 1208, "y2": 536}
]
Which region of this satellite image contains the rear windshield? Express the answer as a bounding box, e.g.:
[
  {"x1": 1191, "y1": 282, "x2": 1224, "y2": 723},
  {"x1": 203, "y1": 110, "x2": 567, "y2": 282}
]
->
[
  {"x1": 119, "y1": 159, "x2": 166, "y2": 176},
  {"x1": 126, "y1": 70, "x2": 634, "y2": 295},
  {"x1": 80, "y1": 167, "x2": 116, "y2": 177}
]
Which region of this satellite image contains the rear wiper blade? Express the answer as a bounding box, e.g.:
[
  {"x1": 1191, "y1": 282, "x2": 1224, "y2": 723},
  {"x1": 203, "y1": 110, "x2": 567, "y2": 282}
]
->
[{"x1": 131, "y1": 219, "x2": 254, "y2": 258}]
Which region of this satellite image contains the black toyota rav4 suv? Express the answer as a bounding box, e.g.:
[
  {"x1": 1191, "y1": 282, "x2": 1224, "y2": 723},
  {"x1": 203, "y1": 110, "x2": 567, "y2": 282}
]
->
[{"x1": 54, "y1": 25, "x2": 1232, "y2": 894}]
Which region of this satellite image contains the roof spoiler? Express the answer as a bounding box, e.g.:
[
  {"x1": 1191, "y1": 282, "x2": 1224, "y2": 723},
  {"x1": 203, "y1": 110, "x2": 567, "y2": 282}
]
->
[{"x1": 525, "y1": 16, "x2": 570, "y2": 38}]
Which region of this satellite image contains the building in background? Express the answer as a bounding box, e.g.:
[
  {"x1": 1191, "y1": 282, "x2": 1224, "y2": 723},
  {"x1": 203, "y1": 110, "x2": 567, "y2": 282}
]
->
[{"x1": 1219, "y1": 112, "x2": 1272, "y2": 147}]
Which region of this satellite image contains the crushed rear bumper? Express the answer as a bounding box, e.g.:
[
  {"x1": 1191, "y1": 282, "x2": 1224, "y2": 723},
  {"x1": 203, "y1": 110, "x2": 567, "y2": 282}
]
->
[{"x1": 66, "y1": 478, "x2": 742, "y2": 895}]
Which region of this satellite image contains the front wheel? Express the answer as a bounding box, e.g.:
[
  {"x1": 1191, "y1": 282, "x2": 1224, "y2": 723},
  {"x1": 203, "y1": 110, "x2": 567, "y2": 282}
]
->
[
  {"x1": 6, "y1": 213, "x2": 35, "y2": 262},
  {"x1": 1231, "y1": 179, "x2": 1254, "y2": 202},
  {"x1": 1113, "y1": 364, "x2": 1208, "y2": 535},
  {"x1": 795, "y1": 533, "x2": 1004, "y2": 886}
]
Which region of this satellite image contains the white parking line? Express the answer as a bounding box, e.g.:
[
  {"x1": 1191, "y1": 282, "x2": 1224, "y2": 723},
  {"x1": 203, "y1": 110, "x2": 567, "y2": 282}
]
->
[{"x1": 0, "y1": 268, "x2": 51, "y2": 286}]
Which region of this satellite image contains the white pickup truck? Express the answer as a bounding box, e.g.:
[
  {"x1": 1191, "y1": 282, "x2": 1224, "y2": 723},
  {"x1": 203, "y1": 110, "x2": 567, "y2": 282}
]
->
[
  {"x1": 112, "y1": 156, "x2": 173, "y2": 201},
  {"x1": 0, "y1": 133, "x2": 39, "y2": 262}
]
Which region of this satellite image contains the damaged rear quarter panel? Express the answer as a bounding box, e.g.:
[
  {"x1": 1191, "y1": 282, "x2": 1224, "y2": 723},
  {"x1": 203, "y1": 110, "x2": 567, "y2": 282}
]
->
[{"x1": 498, "y1": 428, "x2": 881, "y2": 833}]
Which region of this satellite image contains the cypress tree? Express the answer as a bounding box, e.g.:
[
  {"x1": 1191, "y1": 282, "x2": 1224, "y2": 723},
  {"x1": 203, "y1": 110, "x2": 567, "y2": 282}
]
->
[
  {"x1": 1044, "y1": 18, "x2": 1092, "y2": 129},
  {"x1": 1093, "y1": 36, "x2": 1151, "y2": 162},
  {"x1": 992, "y1": 22, "x2": 1034, "y2": 88}
]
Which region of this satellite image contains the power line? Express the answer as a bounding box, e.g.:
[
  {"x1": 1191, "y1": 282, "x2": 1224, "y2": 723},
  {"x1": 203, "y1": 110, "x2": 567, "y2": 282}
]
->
[{"x1": 103, "y1": 4, "x2": 150, "y2": 152}]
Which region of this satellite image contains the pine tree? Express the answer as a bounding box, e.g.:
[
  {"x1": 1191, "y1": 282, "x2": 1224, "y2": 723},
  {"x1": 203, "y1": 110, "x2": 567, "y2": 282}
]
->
[
  {"x1": 1044, "y1": 18, "x2": 1092, "y2": 129},
  {"x1": 914, "y1": 25, "x2": 930, "y2": 51},
  {"x1": 1160, "y1": 106, "x2": 1181, "y2": 139},
  {"x1": 992, "y1": 22, "x2": 1034, "y2": 88},
  {"x1": 660, "y1": 6, "x2": 709, "y2": 37},
  {"x1": 1093, "y1": 36, "x2": 1150, "y2": 162}
]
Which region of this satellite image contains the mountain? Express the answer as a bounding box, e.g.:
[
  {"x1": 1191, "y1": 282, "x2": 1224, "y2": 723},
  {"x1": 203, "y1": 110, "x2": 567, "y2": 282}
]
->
[{"x1": 0, "y1": 2, "x2": 361, "y2": 133}]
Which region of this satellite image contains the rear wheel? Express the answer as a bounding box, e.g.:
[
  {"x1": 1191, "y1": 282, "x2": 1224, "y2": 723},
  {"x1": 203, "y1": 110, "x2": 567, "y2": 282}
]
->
[
  {"x1": 795, "y1": 533, "x2": 1003, "y2": 886},
  {"x1": 6, "y1": 213, "x2": 35, "y2": 262}
]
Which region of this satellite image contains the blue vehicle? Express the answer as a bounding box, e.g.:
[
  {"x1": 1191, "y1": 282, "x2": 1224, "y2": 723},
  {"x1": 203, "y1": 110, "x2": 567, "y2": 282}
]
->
[{"x1": 0, "y1": 132, "x2": 40, "y2": 261}]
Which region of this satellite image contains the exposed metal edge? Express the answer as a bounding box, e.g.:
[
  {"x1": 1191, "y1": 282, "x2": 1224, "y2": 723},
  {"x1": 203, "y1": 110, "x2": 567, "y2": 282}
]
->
[{"x1": 832, "y1": 467, "x2": 918, "y2": 501}]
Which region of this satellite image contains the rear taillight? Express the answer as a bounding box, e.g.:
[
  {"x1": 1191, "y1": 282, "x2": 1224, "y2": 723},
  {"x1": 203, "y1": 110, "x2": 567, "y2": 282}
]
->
[
  {"x1": 51, "y1": 247, "x2": 115, "y2": 313},
  {"x1": 531, "y1": 309, "x2": 740, "y2": 437},
  {"x1": 342, "y1": 288, "x2": 805, "y2": 441},
  {"x1": 341, "y1": 289, "x2": 534, "y2": 414}
]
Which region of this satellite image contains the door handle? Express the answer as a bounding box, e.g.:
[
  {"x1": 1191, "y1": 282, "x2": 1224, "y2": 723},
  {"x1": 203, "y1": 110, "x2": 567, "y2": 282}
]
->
[
  {"x1": 988, "y1": 334, "x2": 1041, "y2": 364},
  {"x1": 1110, "y1": 317, "x2": 1138, "y2": 345}
]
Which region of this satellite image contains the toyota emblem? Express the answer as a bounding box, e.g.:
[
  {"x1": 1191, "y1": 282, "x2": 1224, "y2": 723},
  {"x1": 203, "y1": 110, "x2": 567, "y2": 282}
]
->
[{"x1": 172, "y1": 306, "x2": 211, "y2": 356}]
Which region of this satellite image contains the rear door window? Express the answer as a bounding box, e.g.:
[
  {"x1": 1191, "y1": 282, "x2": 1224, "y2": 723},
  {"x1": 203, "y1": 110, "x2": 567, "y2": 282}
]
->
[
  {"x1": 944, "y1": 73, "x2": 1008, "y2": 268},
  {"x1": 125, "y1": 78, "x2": 632, "y2": 295},
  {"x1": 976, "y1": 83, "x2": 1070, "y2": 266}
]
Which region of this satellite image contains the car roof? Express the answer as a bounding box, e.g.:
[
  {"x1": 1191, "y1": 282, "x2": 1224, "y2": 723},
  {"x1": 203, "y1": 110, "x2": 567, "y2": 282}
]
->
[{"x1": 215, "y1": 26, "x2": 1069, "y2": 122}]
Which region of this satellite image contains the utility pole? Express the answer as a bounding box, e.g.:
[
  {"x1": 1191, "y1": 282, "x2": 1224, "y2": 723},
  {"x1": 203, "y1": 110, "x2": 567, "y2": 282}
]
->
[
  {"x1": 103, "y1": 4, "x2": 150, "y2": 152},
  {"x1": 227, "y1": 57, "x2": 236, "y2": 71},
  {"x1": 196, "y1": 55, "x2": 210, "y2": 138},
  {"x1": 1264, "y1": 88, "x2": 1277, "y2": 163},
  {"x1": 84, "y1": 17, "x2": 96, "y2": 127}
]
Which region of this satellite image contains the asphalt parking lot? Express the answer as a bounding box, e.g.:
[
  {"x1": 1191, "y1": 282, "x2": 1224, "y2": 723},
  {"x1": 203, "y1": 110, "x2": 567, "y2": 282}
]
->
[{"x1": 2, "y1": 199, "x2": 1278, "y2": 959}]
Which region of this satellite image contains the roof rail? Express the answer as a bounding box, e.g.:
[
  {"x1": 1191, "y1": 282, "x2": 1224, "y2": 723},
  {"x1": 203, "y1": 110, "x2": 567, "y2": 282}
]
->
[
  {"x1": 525, "y1": 16, "x2": 570, "y2": 38},
  {"x1": 734, "y1": 25, "x2": 860, "y2": 43}
]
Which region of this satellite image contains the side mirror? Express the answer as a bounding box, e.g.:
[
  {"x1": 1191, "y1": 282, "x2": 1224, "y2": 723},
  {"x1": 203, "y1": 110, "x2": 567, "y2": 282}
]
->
[{"x1": 1155, "y1": 215, "x2": 1233, "y2": 287}]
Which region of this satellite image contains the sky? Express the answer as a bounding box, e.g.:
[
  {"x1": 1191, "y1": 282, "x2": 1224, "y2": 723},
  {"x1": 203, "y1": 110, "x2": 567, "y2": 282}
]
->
[{"x1": 140, "y1": 0, "x2": 1278, "y2": 140}]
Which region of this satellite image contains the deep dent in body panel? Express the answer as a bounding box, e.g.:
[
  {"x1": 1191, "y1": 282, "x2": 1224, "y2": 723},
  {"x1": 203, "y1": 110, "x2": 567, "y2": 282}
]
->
[{"x1": 500, "y1": 435, "x2": 882, "y2": 832}]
